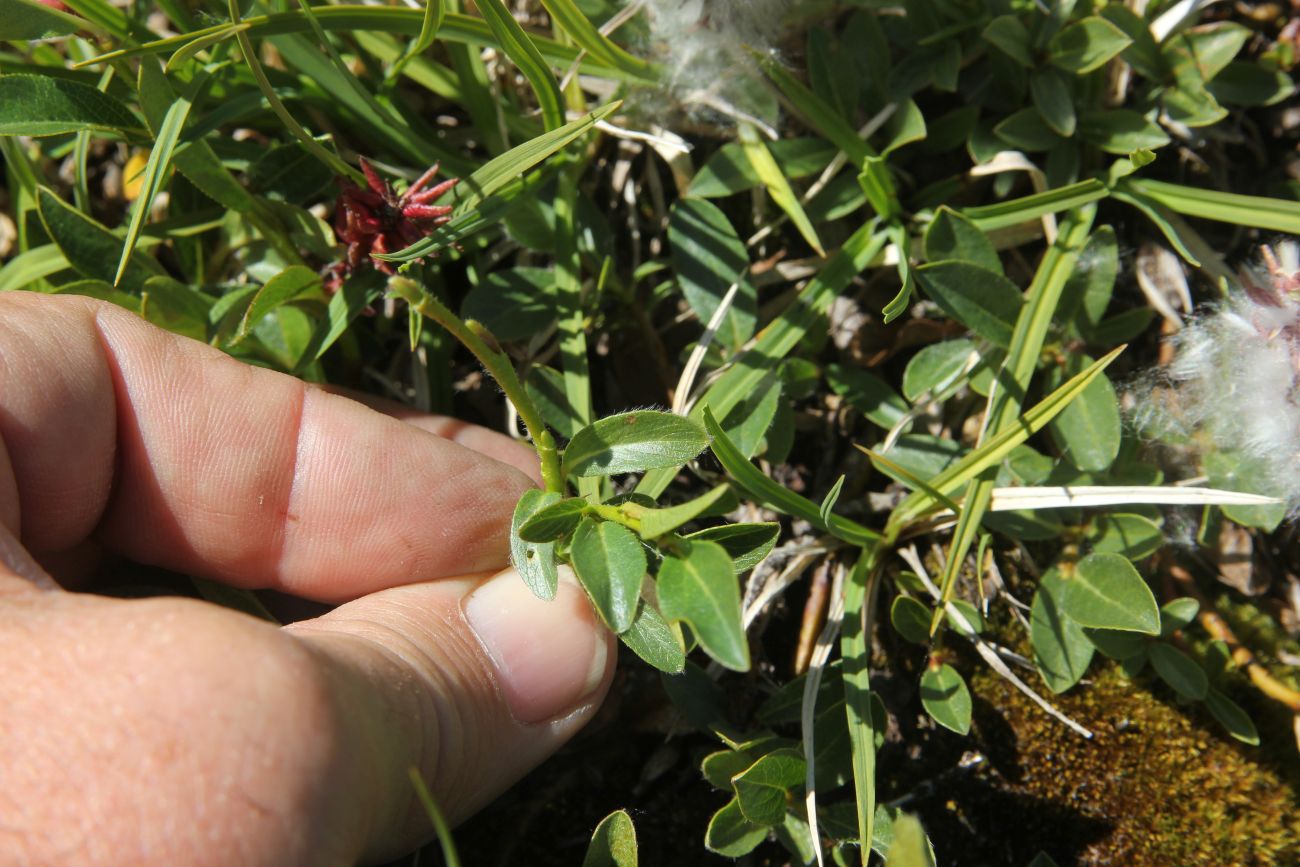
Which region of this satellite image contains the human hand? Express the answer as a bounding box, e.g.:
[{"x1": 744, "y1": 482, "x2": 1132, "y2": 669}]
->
[{"x1": 0, "y1": 293, "x2": 615, "y2": 866}]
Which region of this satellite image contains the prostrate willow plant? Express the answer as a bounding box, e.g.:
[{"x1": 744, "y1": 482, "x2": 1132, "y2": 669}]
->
[{"x1": 5, "y1": 0, "x2": 1300, "y2": 862}]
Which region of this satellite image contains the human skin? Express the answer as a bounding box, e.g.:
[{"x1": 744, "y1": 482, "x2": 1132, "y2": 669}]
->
[{"x1": 0, "y1": 293, "x2": 615, "y2": 866}]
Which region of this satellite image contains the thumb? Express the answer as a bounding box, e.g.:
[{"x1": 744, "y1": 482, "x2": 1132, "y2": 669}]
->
[{"x1": 287, "y1": 566, "x2": 615, "y2": 863}]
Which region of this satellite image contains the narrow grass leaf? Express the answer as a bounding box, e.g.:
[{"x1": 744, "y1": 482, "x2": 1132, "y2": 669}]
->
[
  {"x1": 0, "y1": 0, "x2": 89, "y2": 39},
  {"x1": 738, "y1": 124, "x2": 824, "y2": 256},
  {"x1": 1060, "y1": 553, "x2": 1161, "y2": 634},
  {"x1": 235, "y1": 265, "x2": 323, "y2": 342},
  {"x1": 475, "y1": 0, "x2": 563, "y2": 130},
  {"x1": 562, "y1": 410, "x2": 709, "y2": 478},
  {"x1": 538, "y1": 0, "x2": 655, "y2": 79},
  {"x1": 511, "y1": 489, "x2": 561, "y2": 600},
  {"x1": 570, "y1": 518, "x2": 646, "y2": 633},
  {"x1": 639, "y1": 484, "x2": 732, "y2": 539},
  {"x1": 1121, "y1": 178, "x2": 1300, "y2": 235},
  {"x1": 819, "y1": 475, "x2": 845, "y2": 526},
  {"x1": 658, "y1": 540, "x2": 749, "y2": 671},
  {"x1": 963, "y1": 179, "x2": 1108, "y2": 232}
]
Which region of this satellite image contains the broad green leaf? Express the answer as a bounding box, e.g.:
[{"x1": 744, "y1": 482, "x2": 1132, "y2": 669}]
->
[
  {"x1": 668, "y1": 198, "x2": 755, "y2": 349},
  {"x1": 946, "y1": 600, "x2": 984, "y2": 636},
  {"x1": 880, "y1": 99, "x2": 927, "y2": 155},
  {"x1": 36, "y1": 187, "x2": 159, "y2": 293},
  {"x1": 1083, "y1": 627, "x2": 1148, "y2": 659},
  {"x1": 1160, "y1": 597, "x2": 1200, "y2": 636},
  {"x1": 620, "y1": 601, "x2": 685, "y2": 674},
  {"x1": 982, "y1": 15, "x2": 1033, "y2": 66},
  {"x1": 885, "y1": 813, "x2": 936, "y2": 867},
  {"x1": 1087, "y1": 513, "x2": 1163, "y2": 560},
  {"x1": 582, "y1": 809, "x2": 637, "y2": 867},
  {"x1": 1205, "y1": 689, "x2": 1260, "y2": 745},
  {"x1": 1030, "y1": 568, "x2": 1095, "y2": 693},
  {"x1": 1078, "y1": 111, "x2": 1170, "y2": 154},
  {"x1": 732, "y1": 749, "x2": 805, "y2": 827},
  {"x1": 295, "y1": 269, "x2": 385, "y2": 369},
  {"x1": 827, "y1": 364, "x2": 909, "y2": 429},
  {"x1": 235, "y1": 265, "x2": 323, "y2": 343},
  {"x1": 922, "y1": 208, "x2": 1000, "y2": 273},
  {"x1": 1149, "y1": 642, "x2": 1208, "y2": 699},
  {"x1": 914, "y1": 261, "x2": 1023, "y2": 347},
  {"x1": 704, "y1": 798, "x2": 767, "y2": 857},
  {"x1": 1046, "y1": 355, "x2": 1120, "y2": 472},
  {"x1": 638, "y1": 484, "x2": 731, "y2": 539},
  {"x1": 1031, "y1": 69, "x2": 1076, "y2": 137},
  {"x1": 1172, "y1": 22, "x2": 1250, "y2": 82},
  {"x1": 682, "y1": 523, "x2": 780, "y2": 573},
  {"x1": 1058, "y1": 226, "x2": 1119, "y2": 334},
  {"x1": 0, "y1": 74, "x2": 140, "y2": 137},
  {"x1": 919, "y1": 664, "x2": 971, "y2": 735},
  {"x1": 1060, "y1": 553, "x2": 1161, "y2": 635},
  {"x1": 563, "y1": 411, "x2": 710, "y2": 478},
  {"x1": 1049, "y1": 16, "x2": 1132, "y2": 74},
  {"x1": 141, "y1": 275, "x2": 212, "y2": 340},
  {"x1": 1203, "y1": 450, "x2": 1287, "y2": 531},
  {"x1": 689, "y1": 138, "x2": 836, "y2": 198},
  {"x1": 994, "y1": 108, "x2": 1063, "y2": 152},
  {"x1": 891, "y1": 595, "x2": 931, "y2": 644},
  {"x1": 570, "y1": 518, "x2": 646, "y2": 633},
  {"x1": 517, "y1": 496, "x2": 588, "y2": 542},
  {"x1": 0, "y1": 0, "x2": 89, "y2": 39},
  {"x1": 51, "y1": 279, "x2": 141, "y2": 312},
  {"x1": 902, "y1": 340, "x2": 980, "y2": 403},
  {"x1": 658, "y1": 540, "x2": 749, "y2": 671},
  {"x1": 720, "y1": 371, "x2": 782, "y2": 459},
  {"x1": 738, "y1": 124, "x2": 824, "y2": 255},
  {"x1": 1208, "y1": 61, "x2": 1296, "y2": 107},
  {"x1": 510, "y1": 490, "x2": 561, "y2": 600},
  {"x1": 462, "y1": 267, "x2": 557, "y2": 341}
]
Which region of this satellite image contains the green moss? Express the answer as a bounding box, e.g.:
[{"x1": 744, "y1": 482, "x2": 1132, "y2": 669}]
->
[{"x1": 959, "y1": 663, "x2": 1300, "y2": 865}]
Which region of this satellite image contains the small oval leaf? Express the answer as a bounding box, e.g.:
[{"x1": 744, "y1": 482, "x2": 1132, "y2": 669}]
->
[
  {"x1": 1061, "y1": 553, "x2": 1161, "y2": 635},
  {"x1": 517, "y1": 497, "x2": 589, "y2": 542},
  {"x1": 920, "y1": 663, "x2": 972, "y2": 735},
  {"x1": 658, "y1": 540, "x2": 750, "y2": 671},
  {"x1": 582, "y1": 809, "x2": 638, "y2": 867},
  {"x1": 570, "y1": 518, "x2": 646, "y2": 634},
  {"x1": 1149, "y1": 642, "x2": 1209, "y2": 700},
  {"x1": 619, "y1": 600, "x2": 685, "y2": 674},
  {"x1": 510, "y1": 489, "x2": 561, "y2": 600},
  {"x1": 563, "y1": 411, "x2": 710, "y2": 478}
]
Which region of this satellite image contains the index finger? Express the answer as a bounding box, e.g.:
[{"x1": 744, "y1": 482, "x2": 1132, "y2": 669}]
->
[{"x1": 0, "y1": 293, "x2": 536, "y2": 602}]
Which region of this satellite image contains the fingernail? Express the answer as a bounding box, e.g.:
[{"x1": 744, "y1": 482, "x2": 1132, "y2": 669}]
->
[{"x1": 463, "y1": 567, "x2": 608, "y2": 724}]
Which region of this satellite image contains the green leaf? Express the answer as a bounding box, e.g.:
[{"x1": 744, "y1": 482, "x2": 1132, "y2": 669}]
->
[
  {"x1": 296, "y1": 269, "x2": 385, "y2": 369},
  {"x1": 510, "y1": 489, "x2": 561, "y2": 600},
  {"x1": 705, "y1": 798, "x2": 768, "y2": 857},
  {"x1": 0, "y1": 74, "x2": 140, "y2": 137},
  {"x1": 563, "y1": 411, "x2": 709, "y2": 478},
  {"x1": 720, "y1": 371, "x2": 782, "y2": 459},
  {"x1": 658, "y1": 540, "x2": 749, "y2": 671},
  {"x1": 1087, "y1": 513, "x2": 1163, "y2": 561},
  {"x1": 826, "y1": 364, "x2": 908, "y2": 429},
  {"x1": 1149, "y1": 642, "x2": 1208, "y2": 700},
  {"x1": 538, "y1": 0, "x2": 654, "y2": 78},
  {"x1": 819, "y1": 475, "x2": 845, "y2": 526},
  {"x1": 923, "y1": 208, "x2": 1000, "y2": 272},
  {"x1": 473, "y1": 0, "x2": 563, "y2": 130},
  {"x1": 915, "y1": 261, "x2": 1023, "y2": 347},
  {"x1": 902, "y1": 340, "x2": 980, "y2": 402},
  {"x1": 1084, "y1": 627, "x2": 1148, "y2": 660},
  {"x1": 963, "y1": 179, "x2": 1110, "y2": 233},
  {"x1": 1120, "y1": 178, "x2": 1300, "y2": 236},
  {"x1": 235, "y1": 265, "x2": 323, "y2": 343},
  {"x1": 620, "y1": 600, "x2": 685, "y2": 674},
  {"x1": 891, "y1": 595, "x2": 932, "y2": 644},
  {"x1": 1205, "y1": 689, "x2": 1260, "y2": 746},
  {"x1": 688, "y1": 138, "x2": 836, "y2": 198},
  {"x1": 738, "y1": 124, "x2": 824, "y2": 256},
  {"x1": 1172, "y1": 22, "x2": 1250, "y2": 82},
  {"x1": 682, "y1": 523, "x2": 780, "y2": 573},
  {"x1": 517, "y1": 497, "x2": 589, "y2": 542},
  {"x1": 885, "y1": 812, "x2": 936, "y2": 867},
  {"x1": 0, "y1": 0, "x2": 89, "y2": 39},
  {"x1": 732, "y1": 749, "x2": 805, "y2": 827},
  {"x1": 1031, "y1": 69, "x2": 1077, "y2": 137},
  {"x1": 570, "y1": 518, "x2": 646, "y2": 634},
  {"x1": 1030, "y1": 567, "x2": 1095, "y2": 693},
  {"x1": 1078, "y1": 111, "x2": 1170, "y2": 154},
  {"x1": 1058, "y1": 226, "x2": 1119, "y2": 334},
  {"x1": 1049, "y1": 16, "x2": 1132, "y2": 74},
  {"x1": 1046, "y1": 355, "x2": 1120, "y2": 472},
  {"x1": 638, "y1": 484, "x2": 732, "y2": 539},
  {"x1": 919, "y1": 664, "x2": 971, "y2": 735},
  {"x1": 582, "y1": 809, "x2": 638, "y2": 867},
  {"x1": 994, "y1": 108, "x2": 1063, "y2": 152},
  {"x1": 462, "y1": 267, "x2": 557, "y2": 341},
  {"x1": 1208, "y1": 61, "x2": 1297, "y2": 107},
  {"x1": 1160, "y1": 597, "x2": 1200, "y2": 636},
  {"x1": 36, "y1": 187, "x2": 159, "y2": 293},
  {"x1": 982, "y1": 15, "x2": 1034, "y2": 66},
  {"x1": 946, "y1": 599, "x2": 984, "y2": 636},
  {"x1": 668, "y1": 198, "x2": 755, "y2": 349},
  {"x1": 1060, "y1": 553, "x2": 1161, "y2": 635}
]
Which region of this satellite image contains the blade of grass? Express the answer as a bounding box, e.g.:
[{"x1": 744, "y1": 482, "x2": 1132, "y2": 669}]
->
[
  {"x1": 539, "y1": 0, "x2": 657, "y2": 78},
  {"x1": 738, "y1": 123, "x2": 825, "y2": 256},
  {"x1": 387, "y1": 0, "x2": 443, "y2": 83},
  {"x1": 963, "y1": 179, "x2": 1108, "y2": 232},
  {"x1": 476, "y1": 0, "x2": 564, "y2": 131},
  {"x1": 841, "y1": 548, "x2": 883, "y2": 866},
  {"x1": 1121, "y1": 178, "x2": 1300, "y2": 234},
  {"x1": 407, "y1": 768, "x2": 462, "y2": 867},
  {"x1": 751, "y1": 50, "x2": 873, "y2": 165}
]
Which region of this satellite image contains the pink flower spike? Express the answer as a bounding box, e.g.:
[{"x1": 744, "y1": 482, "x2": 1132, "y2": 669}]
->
[
  {"x1": 359, "y1": 158, "x2": 390, "y2": 197},
  {"x1": 406, "y1": 163, "x2": 444, "y2": 198},
  {"x1": 407, "y1": 177, "x2": 459, "y2": 205},
  {"x1": 402, "y1": 203, "x2": 454, "y2": 220}
]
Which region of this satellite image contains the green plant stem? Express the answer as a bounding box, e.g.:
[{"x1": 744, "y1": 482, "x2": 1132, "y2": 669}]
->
[
  {"x1": 388, "y1": 276, "x2": 564, "y2": 493},
  {"x1": 842, "y1": 546, "x2": 883, "y2": 866}
]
